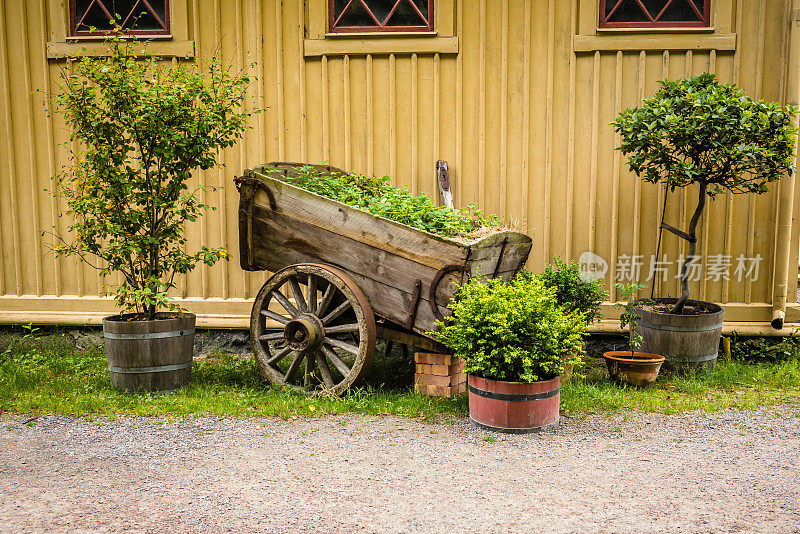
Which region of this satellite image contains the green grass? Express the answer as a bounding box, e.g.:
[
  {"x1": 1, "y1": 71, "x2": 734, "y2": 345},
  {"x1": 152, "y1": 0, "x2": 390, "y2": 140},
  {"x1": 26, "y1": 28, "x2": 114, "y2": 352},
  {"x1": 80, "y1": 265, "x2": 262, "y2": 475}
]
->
[
  {"x1": 0, "y1": 333, "x2": 466, "y2": 420},
  {"x1": 560, "y1": 356, "x2": 800, "y2": 415},
  {"x1": 1, "y1": 331, "x2": 799, "y2": 420}
]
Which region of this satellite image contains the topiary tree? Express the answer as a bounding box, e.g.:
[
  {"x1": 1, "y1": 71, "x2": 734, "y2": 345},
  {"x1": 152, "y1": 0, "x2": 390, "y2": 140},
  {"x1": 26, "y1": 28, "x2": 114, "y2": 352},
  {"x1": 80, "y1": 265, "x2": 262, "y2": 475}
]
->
[
  {"x1": 612, "y1": 73, "x2": 798, "y2": 314},
  {"x1": 52, "y1": 34, "x2": 254, "y2": 320}
]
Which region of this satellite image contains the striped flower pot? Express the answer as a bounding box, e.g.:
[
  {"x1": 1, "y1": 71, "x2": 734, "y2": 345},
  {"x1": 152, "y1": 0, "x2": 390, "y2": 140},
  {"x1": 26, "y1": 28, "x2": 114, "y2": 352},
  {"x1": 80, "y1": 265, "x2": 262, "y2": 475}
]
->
[{"x1": 468, "y1": 375, "x2": 560, "y2": 434}]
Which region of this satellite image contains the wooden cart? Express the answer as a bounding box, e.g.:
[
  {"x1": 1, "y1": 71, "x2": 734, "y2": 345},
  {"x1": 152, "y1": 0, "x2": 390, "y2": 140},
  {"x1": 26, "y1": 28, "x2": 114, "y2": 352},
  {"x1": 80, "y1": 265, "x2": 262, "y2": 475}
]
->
[{"x1": 235, "y1": 163, "x2": 533, "y2": 394}]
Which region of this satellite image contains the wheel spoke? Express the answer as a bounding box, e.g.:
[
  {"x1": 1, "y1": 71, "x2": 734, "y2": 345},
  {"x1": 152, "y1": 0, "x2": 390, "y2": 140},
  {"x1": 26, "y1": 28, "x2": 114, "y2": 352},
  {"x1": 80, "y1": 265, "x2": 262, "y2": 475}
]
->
[
  {"x1": 315, "y1": 283, "x2": 335, "y2": 316},
  {"x1": 266, "y1": 346, "x2": 293, "y2": 365},
  {"x1": 325, "y1": 337, "x2": 360, "y2": 356},
  {"x1": 324, "y1": 323, "x2": 360, "y2": 334},
  {"x1": 272, "y1": 290, "x2": 299, "y2": 318},
  {"x1": 307, "y1": 274, "x2": 317, "y2": 313},
  {"x1": 258, "y1": 331, "x2": 284, "y2": 342},
  {"x1": 322, "y1": 345, "x2": 352, "y2": 377},
  {"x1": 321, "y1": 301, "x2": 351, "y2": 325},
  {"x1": 284, "y1": 351, "x2": 305, "y2": 383},
  {"x1": 315, "y1": 351, "x2": 335, "y2": 388},
  {"x1": 289, "y1": 277, "x2": 308, "y2": 313},
  {"x1": 261, "y1": 309, "x2": 291, "y2": 325}
]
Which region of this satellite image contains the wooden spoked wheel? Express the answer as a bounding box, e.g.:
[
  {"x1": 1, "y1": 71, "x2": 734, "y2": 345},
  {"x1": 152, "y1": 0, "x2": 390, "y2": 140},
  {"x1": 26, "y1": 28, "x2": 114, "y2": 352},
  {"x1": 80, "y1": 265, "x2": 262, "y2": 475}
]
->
[{"x1": 250, "y1": 263, "x2": 376, "y2": 395}]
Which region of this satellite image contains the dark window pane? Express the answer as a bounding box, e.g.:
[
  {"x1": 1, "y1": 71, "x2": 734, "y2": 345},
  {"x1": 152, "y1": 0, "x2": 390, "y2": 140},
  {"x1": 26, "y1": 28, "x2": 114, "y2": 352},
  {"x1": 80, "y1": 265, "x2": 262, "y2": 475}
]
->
[
  {"x1": 73, "y1": 0, "x2": 168, "y2": 34},
  {"x1": 331, "y1": 0, "x2": 433, "y2": 31},
  {"x1": 640, "y1": 0, "x2": 665, "y2": 18},
  {"x1": 385, "y1": 0, "x2": 428, "y2": 26},
  {"x1": 368, "y1": 1, "x2": 393, "y2": 23},
  {"x1": 602, "y1": 0, "x2": 707, "y2": 25},
  {"x1": 606, "y1": 0, "x2": 650, "y2": 23},
  {"x1": 75, "y1": 0, "x2": 117, "y2": 31},
  {"x1": 124, "y1": 0, "x2": 167, "y2": 30},
  {"x1": 336, "y1": 1, "x2": 379, "y2": 27},
  {"x1": 659, "y1": 0, "x2": 704, "y2": 22}
]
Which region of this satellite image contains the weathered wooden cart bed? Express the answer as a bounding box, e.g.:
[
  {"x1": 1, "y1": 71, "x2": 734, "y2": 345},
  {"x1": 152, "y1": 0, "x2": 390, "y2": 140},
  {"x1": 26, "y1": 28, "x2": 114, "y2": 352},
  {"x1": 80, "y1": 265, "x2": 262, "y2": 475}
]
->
[{"x1": 235, "y1": 163, "x2": 532, "y2": 394}]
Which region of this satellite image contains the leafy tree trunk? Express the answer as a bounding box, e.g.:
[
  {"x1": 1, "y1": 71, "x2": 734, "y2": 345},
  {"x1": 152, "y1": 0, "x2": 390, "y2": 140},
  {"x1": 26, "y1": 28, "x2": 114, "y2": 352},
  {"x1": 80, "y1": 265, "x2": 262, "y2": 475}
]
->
[{"x1": 673, "y1": 183, "x2": 707, "y2": 314}]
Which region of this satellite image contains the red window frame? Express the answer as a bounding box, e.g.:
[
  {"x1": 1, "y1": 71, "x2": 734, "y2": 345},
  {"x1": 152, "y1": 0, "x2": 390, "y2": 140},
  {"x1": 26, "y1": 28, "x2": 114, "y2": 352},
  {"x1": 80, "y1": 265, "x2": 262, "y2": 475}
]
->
[
  {"x1": 599, "y1": 0, "x2": 710, "y2": 29},
  {"x1": 329, "y1": 0, "x2": 434, "y2": 34},
  {"x1": 69, "y1": 0, "x2": 171, "y2": 37}
]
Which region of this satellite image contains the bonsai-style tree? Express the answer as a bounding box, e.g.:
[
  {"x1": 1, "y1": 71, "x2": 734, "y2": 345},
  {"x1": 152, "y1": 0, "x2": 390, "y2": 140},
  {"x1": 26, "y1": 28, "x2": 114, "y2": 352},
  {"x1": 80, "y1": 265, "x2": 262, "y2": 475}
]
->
[
  {"x1": 53, "y1": 34, "x2": 253, "y2": 320},
  {"x1": 612, "y1": 73, "x2": 797, "y2": 313}
]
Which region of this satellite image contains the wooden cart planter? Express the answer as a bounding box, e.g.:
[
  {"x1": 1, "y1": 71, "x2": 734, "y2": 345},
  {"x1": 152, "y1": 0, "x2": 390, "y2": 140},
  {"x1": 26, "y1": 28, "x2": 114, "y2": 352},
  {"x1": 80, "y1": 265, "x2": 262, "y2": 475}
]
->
[{"x1": 235, "y1": 163, "x2": 533, "y2": 394}]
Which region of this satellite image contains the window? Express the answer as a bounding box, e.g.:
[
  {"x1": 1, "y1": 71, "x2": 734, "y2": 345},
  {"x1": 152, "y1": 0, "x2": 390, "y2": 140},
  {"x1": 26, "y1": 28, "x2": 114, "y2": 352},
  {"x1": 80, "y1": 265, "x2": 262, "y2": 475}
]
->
[
  {"x1": 70, "y1": 0, "x2": 171, "y2": 37},
  {"x1": 599, "y1": 0, "x2": 710, "y2": 29},
  {"x1": 329, "y1": 0, "x2": 434, "y2": 33}
]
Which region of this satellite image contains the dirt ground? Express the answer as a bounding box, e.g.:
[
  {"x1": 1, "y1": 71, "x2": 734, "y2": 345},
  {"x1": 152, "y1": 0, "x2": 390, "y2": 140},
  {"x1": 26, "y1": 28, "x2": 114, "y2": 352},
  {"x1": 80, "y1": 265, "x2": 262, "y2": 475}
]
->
[{"x1": 1, "y1": 405, "x2": 799, "y2": 533}]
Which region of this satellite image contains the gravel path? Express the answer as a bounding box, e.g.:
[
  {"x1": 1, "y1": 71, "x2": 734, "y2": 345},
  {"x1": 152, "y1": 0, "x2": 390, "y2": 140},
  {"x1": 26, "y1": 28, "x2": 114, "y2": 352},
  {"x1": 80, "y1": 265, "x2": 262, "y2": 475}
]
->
[{"x1": 2, "y1": 406, "x2": 800, "y2": 533}]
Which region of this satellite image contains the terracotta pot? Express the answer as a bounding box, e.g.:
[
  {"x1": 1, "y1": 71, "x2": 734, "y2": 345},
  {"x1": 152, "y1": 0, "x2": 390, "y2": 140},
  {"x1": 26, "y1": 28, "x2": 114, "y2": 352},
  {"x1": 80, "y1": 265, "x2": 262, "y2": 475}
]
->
[
  {"x1": 468, "y1": 374, "x2": 560, "y2": 434},
  {"x1": 602, "y1": 351, "x2": 664, "y2": 388},
  {"x1": 103, "y1": 313, "x2": 195, "y2": 393}
]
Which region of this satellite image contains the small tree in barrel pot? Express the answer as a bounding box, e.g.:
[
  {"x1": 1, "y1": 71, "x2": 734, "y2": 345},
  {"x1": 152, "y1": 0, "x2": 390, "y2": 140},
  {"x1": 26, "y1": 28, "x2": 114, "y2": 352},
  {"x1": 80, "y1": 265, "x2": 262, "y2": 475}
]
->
[
  {"x1": 612, "y1": 73, "x2": 797, "y2": 370},
  {"x1": 52, "y1": 34, "x2": 252, "y2": 391}
]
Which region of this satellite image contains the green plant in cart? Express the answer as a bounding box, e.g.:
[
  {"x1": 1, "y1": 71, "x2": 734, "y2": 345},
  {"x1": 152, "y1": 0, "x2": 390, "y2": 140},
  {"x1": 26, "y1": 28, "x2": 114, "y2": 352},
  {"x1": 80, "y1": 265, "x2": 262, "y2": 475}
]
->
[
  {"x1": 290, "y1": 165, "x2": 503, "y2": 238},
  {"x1": 51, "y1": 32, "x2": 254, "y2": 319}
]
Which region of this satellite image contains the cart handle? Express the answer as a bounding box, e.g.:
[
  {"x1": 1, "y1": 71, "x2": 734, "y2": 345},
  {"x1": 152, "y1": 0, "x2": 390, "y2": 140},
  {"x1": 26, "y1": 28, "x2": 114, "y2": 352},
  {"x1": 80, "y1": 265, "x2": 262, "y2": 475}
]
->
[
  {"x1": 234, "y1": 175, "x2": 277, "y2": 210},
  {"x1": 429, "y1": 264, "x2": 467, "y2": 322}
]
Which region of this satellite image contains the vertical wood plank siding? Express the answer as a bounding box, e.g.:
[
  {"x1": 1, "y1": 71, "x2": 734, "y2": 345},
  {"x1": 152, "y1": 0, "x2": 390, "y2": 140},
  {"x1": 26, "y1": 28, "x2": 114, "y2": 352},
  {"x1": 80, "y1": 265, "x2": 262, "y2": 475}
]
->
[{"x1": 0, "y1": 0, "x2": 797, "y2": 328}]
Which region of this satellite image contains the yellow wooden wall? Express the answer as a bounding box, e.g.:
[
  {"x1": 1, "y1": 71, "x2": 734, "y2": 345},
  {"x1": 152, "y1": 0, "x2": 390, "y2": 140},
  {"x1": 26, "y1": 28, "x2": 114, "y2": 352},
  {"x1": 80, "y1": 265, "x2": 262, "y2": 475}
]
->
[{"x1": 0, "y1": 0, "x2": 798, "y2": 330}]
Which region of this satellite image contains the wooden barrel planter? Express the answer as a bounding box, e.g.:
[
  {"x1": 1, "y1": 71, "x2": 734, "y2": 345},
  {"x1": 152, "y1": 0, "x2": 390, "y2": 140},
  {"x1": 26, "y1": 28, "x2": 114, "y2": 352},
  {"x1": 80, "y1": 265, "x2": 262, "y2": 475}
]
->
[
  {"x1": 635, "y1": 299, "x2": 723, "y2": 372},
  {"x1": 468, "y1": 375, "x2": 560, "y2": 434},
  {"x1": 102, "y1": 313, "x2": 196, "y2": 393}
]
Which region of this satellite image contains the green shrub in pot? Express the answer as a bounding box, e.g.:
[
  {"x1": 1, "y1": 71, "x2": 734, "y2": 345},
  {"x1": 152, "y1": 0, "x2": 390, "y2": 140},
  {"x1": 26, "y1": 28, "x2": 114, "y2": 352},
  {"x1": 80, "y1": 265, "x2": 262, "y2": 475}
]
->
[
  {"x1": 533, "y1": 257, "x2": 606, "y2": 324},
  {"x1": 434, "y1": 275, "x2": 586, "y2": 383}
]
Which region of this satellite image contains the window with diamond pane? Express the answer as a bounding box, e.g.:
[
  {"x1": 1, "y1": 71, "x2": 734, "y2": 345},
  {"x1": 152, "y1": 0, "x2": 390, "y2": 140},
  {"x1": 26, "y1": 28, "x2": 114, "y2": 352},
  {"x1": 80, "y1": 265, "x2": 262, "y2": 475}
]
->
[
  {"x1": 599, "y1": 0, "x2": 709, "y2": 28},
  {"x1": 70, "y1": 0, "x2": 170, "y2": 36},
  {"x1": 329, "y1": 0, "x2": 433, "y2": 33}
]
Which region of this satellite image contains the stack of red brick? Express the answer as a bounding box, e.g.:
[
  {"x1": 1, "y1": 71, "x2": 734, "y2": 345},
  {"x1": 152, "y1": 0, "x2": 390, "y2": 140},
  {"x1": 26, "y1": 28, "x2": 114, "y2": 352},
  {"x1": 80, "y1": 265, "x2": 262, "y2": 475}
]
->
[{"x1": 414, "y1": 352, "x2": 466, "y2": 397}]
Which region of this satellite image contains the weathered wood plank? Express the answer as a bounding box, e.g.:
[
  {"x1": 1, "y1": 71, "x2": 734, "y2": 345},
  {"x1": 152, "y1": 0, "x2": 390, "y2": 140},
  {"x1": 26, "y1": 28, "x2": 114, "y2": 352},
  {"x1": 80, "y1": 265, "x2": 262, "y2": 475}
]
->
[
  {"x1": 247, "y1": 165, "x2": 532, "y2": 270},
  {"x1": 249, "y1": 238, "x2": 454, "y2": 334},
  {"x1": 468, "y1": 242, "x2": 533, "y2": 277},
  {"x1": 466, "y1": 230, "x2": 532, "y2": 251},
  {"x1": 250, "y1": 206, "x2": 464, "y2": 299}
]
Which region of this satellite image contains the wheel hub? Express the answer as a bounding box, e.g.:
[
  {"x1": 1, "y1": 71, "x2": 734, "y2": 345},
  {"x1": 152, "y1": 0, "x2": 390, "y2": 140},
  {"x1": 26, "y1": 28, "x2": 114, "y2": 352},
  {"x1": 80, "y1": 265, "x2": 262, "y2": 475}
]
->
[{"x1": 283, "y1": 313, "x2": 325, "y2": 352}]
